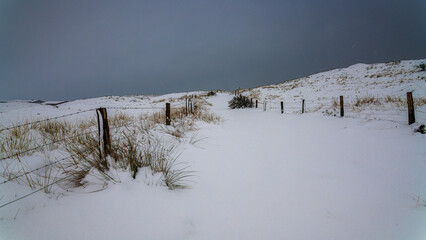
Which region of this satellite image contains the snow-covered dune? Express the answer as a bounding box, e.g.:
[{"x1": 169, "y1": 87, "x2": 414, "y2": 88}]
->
[
  {"x1": 0, "y1": 59, "x2": 425, "y2": 240},
  {"x1": 245, "y1": 59, "x2": 425, "y2": 102}
]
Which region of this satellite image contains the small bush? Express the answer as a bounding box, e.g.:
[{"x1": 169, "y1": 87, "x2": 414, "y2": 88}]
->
[
  {"x1": 418, "y1": 63, "x2": 426, "y2": 71},
  {"x1": 207, "y1": 91, "x2": 216, "y2": 96},
  {"x1": 228, "y1": 95, "x2": 253, "y2": 109},
  {"x1": 416, "y1": 124, "x2": 425, "y2": 134}
]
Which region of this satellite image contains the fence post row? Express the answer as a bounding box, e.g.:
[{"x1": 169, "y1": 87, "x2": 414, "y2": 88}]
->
[
  {"x1": 407, "y1": 92, "x2": 415, "y2": 125},
  {"x1": 281, "y1": 101, "x2": 284, "y2": 114},
  {"x1": 96, "y1": 108, "x2": 111, "y2": 157},
  {"x1": 340, "y1": 96, "x2": 344, "y2": 117},
  {"x1": 302, "y1": 99, "x2": 305, "y2": 114}
]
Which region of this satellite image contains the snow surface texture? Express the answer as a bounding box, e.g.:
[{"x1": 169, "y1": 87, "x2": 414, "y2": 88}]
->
[{"x1": 0, "y1": 60, "x2": 425, "y2": 239}]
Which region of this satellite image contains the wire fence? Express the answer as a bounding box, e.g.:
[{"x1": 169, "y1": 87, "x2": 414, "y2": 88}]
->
[
  {"x1": 0, "y1": 149, "x2": 91, "y2": 185},
  {"x1": 0, "y1": 105, "x2": 169, "y2": 210},
  {"x1": 0, "y1": 102, "x2": 180, "y2": 133},
  {"x1": 250, "y1": 94, "x2": 425, "y2": 123},
  {"x1": 0, "y1": 109, "x2": 97, "y2": 133},
  {"x1": 0, "y1": 95, "x2": 424, "y2": 209},
  {"x1": 0, "y1": 174, "x2": 73, "y2": 209},
  {"x1": 0, "y1": 129, "x2": 100, "y2": 161}
]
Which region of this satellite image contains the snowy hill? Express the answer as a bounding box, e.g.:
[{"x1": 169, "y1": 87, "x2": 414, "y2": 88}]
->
[
  {"x1": 0, "y1": 59, "x2": 425, "y2": 240},
  {"x1": 245, "y1": 59, "x2": 425, "y2": 102}
]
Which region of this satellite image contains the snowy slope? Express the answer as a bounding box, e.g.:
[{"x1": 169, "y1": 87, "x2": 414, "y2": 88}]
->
[
  {"x1": 0, "y1": 60, "x2": 425, "y2": 240},
  {"x1": 245, "y1": 59, "x2": 425, "y2": 102}
]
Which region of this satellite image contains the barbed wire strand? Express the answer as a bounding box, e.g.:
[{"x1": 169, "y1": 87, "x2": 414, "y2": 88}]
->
[
  {"x1": 0, "y1": 149, "x2": 91, "y2": 185},
  {"x1": 0, "y1": 107, "x2": 168, "y2": 160},
  {"x1": 0, "y1": 174, "x2": 72, "y2": 209},
  {"x1": 107, "y1": 106, "x2": 164, "y2": 110},
  {"x1": 0, "y1": 129, "x2": 99, "y2": 161},
  {"x1": 0, "y1": 109, "x2": 96, "y2": 133}
]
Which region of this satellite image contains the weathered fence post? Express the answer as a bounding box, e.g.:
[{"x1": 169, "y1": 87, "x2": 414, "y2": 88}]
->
[
  {"x1": 302, "y1": 99, "x2": 305, "y2": 114},
  {"x1": 281, "y1": 101, "x2": 284, "y2": 114},
  {"x1": 256, "y1": 100, "x2": 258, "y2": 108},
  {"x1": 185, "y1": 98, "x2": 188, "y2": 116},
  {"x1": 96, "y1": 108, "x2": 111, "y2": 157},
  {"x1": 407, "y1": 92, "x2": 415, "y2": 125},
  {"x1": 340, "y1": 96, "x2": 344, "y2": 117},
  {"x1": 263, "y1": 101, "x2": 267, "y2": 112},
  {"x1": 166, "y1": 103, "x2": 171, "y2": 125}
]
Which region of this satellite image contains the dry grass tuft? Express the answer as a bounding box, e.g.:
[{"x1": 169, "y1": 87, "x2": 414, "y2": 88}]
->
[
  {"x1": 0, "y1": 124, "x2": 35, "y2": 158},
  {"x1": 109, "y1": 112, "x2": 135, "y2": 129},
  {"x1": 353, "y1": 95, "x2": 382, "y2": 107},
  {"x1": 414, "y1": 97, "x2": 426, "y2": 107},
  {"x1": 1, "y1": 97, "x2": 220, "y2": 191},
  {"x1": 37, "y1": 120, "x2": 72, "y2": 144}
]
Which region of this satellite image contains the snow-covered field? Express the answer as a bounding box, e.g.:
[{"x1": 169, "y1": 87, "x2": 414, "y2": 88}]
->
[{"x1": 0, "y1": 59, "x2": 425, "y2": 240}]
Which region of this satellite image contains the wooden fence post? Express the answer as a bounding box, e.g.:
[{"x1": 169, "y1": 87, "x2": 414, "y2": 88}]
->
[
  {"x1": 263, "y1": 101, "x2": 266, "y2": 112},
  {"x1": 96, "y1": 108, "x2": 111, "y2": 157},
  {"x1": 256, "y1": 100, "x2": 258, "y2": 108},
  {"x1": 302, "y1": 99, "x2": 305, "y2": 114},
  {"x1": 407, "y1": 92, "x2": 415, "y2": 125},
  {"x1": 166, "y1": 103, "x2": 171, "y2": 125},
  {"x1": 340, "y1": 96, "x2": 344, "y2": 117},
  {"x1": 190, "y1": 99, "x2": 194, "y2": 114},
  {"x1": 281, "y1": 101, "x2": 284, "y2": 114},
  {"x1": 185, "y1": 98, "x2": 188, "y2": 116}
]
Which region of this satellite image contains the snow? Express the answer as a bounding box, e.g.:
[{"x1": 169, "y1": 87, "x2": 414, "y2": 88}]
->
[{"x1": 0, "y1": 60, "x2": 425, "y2": 240}]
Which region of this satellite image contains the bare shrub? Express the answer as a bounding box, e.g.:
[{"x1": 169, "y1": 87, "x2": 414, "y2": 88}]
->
[
  {"x1": 207, "y1": 91, "x2": 216, "y2": 96},
  {"x1": 416, "y1": 124, "x2": 425, "y2": 134},
  {"x1": 228, "y1": 95, "x2": 253, "y2": 109}
]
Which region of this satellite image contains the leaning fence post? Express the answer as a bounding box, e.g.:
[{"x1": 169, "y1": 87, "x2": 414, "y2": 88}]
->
[
  {"x1": 281, "y1": 101, "x2": 284, "y2": 114},
  {"x1": 96, "y1": 108, "x2": 111, "y2": 158},
  {"x1": 256, "y1": 100, "x2": 258, "y2": 108},
  {"x1": 407, "y1": 92, "x2": 415, "y2": 125},
  {"x1": 166, "y1": 103, "x2": 171, "y2": 125},
  {"x1": 340, "y1": 96, "x2": 344, "y2": 117},
  {"x1": 302, "y1": 99, "x2": 305, "y2": 114}
]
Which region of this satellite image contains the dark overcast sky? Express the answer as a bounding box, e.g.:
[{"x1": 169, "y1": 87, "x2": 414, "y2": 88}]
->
[{"x1": 1, "y1": 0, "x2": 425, "y2": 100}]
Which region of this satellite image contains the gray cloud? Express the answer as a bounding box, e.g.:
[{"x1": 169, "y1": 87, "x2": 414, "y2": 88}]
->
[{"x1": 1, "y1": 0, "x2": 425, "y2": 100}]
